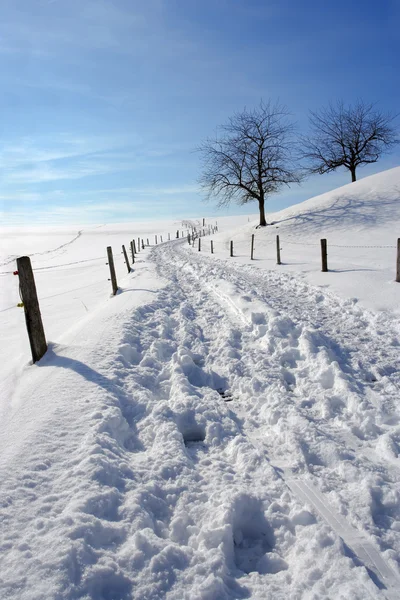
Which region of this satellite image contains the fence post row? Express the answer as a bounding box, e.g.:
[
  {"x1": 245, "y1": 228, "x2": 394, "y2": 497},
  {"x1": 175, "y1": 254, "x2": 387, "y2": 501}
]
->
[
  {"x1": 321, "y1": 239, "x2": 328, "y2": 272},
  {"x1": 122, "y1": 245, "x2": 130, "y2": 273},
  {"x1": 276, "y1": 235, "x2": 281, "y2": 265},
  {"x1": 16, "y1": 256, "x2": 48, "y2": 363},
  {"x1": 251, "y1": 234, "x2": 255, "y2": 260},
  {"x1": 107, "y1": 246, "x2": 118, "y2": 296}
]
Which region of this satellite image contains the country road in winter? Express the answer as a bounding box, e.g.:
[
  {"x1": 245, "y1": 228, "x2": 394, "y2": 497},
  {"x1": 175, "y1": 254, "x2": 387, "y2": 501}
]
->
[{"x1": 2, "y1": 227, "x2": 400, "y2": 600}]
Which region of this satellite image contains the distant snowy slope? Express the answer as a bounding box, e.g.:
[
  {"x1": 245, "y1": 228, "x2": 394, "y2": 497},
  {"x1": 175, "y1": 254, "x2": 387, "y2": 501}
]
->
[{"x1": 205, "y1": 166, "x2": 400, "y2": 314}]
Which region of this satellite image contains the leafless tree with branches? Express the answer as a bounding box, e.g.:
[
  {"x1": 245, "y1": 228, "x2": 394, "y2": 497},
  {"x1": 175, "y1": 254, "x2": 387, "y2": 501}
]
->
[
  {"x1": 197, "y1": 101, "x2": 302, "y2": 226},
  {"x1": 301, "y1": 100, "x2": 398, "y2": 182}
]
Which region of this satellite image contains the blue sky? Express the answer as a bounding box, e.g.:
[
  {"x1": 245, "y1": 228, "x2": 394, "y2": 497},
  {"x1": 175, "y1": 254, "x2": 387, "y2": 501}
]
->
[{"x1": 0, "y1": 0, "x2": 399, "y2": 226}]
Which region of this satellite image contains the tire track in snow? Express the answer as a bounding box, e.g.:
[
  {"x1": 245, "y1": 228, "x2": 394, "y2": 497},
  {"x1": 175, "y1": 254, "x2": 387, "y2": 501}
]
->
[{"x1": 204, "y1": 281, "x2": 400, "y2": 599}]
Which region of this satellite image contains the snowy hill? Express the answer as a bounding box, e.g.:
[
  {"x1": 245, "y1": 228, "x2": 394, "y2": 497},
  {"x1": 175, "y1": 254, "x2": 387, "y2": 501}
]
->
[
  {"x1": 1, "y1": 169, "x2": 400, "y2": 599},
  {"x1": 208, "y1": 166, "x2": 400, "y2": 315},
  {"x1": 270, "y1": 165, "x2": 400, "y2": 234}
]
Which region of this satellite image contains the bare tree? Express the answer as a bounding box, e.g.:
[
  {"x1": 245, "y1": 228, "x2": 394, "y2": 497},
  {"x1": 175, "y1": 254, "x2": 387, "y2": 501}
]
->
[
  {"x1": 197, "y1": 101, "x2": 302, "y2": 226},
  {"x1": 301, "y1": 100, "x2": 398, "y2": 182}
]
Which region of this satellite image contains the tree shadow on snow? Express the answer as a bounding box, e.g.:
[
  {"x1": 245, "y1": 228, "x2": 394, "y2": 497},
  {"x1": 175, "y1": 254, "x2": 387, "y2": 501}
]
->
[{"x1": 272, "y1": 189, "x2": 400, "y2": 235}]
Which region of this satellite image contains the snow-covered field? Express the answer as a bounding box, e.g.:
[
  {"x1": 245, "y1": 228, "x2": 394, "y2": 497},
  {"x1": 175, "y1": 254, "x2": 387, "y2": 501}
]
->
[{"x1": 1, "y1": 168, "x2": 400, "y2": 599}]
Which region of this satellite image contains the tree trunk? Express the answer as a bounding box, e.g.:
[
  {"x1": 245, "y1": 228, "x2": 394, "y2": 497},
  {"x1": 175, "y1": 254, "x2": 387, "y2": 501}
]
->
[
  {"x1": 350, "y1": 165, "x2": 357, "y2": 182},
  {"x1": 259, "y1": 198, "x2": 267, "y2": 226}
]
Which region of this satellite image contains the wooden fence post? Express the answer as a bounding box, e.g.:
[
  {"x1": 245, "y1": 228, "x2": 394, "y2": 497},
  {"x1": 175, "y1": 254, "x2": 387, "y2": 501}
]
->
[
  {"x1": 251, "y1": 234, "x2": 255, "y2": 260},
  {"x1": 198, "y1": 238, "x2": 201, "y2": 251},
  {"x1": 16, "y1": 256, "x2": 47, "y2": 363},
  {"x1": 321, "y1": 239, "x2": 328, "y2": 272},
  {"x1": 160, "y1": 235, "x2": 163, "y2": 243},
  {"x1": 122, "y1": 245, "x2": 130, "y2": 273},
  {"x1": 276, "y1": 235, "x2": 281, "y2": 265},
  {"x1": 211, "y1": 240, "x2": 214, "y2": 254},
  {"x1": 130, "y1": 241, "x2": 135, "y2": 264},
  {"x1": 137, "y1": 238, "x2": 140, "y2": 252},
  {"x1": 132, "y1": 240, "x2": 137, "y2": 254},
  {"x1": 396, "y1": 238, "x2": 400, "y2": 282},
  {"x1": 107, "y1": 246, "x2": 118, "y2": 295},
  {"x1": 168, "y1": 233, "x2": 170, "y2": 241},
  {"x1": 155, "y1": 235, "x2": 157, "y2": 245},
  {"x1": 230, "y1": 241, "x2": 233, "y2": 257},
  {"x1": 188, "y1": 233, "x2": 191, "y2": 245}
]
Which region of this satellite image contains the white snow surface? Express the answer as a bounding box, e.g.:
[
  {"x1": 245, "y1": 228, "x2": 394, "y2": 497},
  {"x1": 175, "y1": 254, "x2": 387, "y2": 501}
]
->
[{"x1": 1, "y1": 168, "x2": 400, "y2": 599}]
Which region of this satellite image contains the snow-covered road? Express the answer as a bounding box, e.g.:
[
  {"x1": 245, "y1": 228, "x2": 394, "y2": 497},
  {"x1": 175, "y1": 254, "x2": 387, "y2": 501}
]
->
[{"x1": 1, "y1": 238, "x2": 400, "y2": 599}]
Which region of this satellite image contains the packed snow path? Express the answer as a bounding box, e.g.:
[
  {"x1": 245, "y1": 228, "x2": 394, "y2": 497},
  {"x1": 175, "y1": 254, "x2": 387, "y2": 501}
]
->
[{"x1": 1, "y1": 238, "x2": 400, "y2": 599}]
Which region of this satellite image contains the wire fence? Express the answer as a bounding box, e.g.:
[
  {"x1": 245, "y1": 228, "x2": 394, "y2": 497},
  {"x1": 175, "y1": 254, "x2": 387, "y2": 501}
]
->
[
  {"x1": 1, "y1": 224, "x2": 208, "y2": 363},
  {"x1": 191, "y1": 230, "x2": 400, "y2": 282},
  {"x1": 280, "y1": 238, "x2": 396, "y2": 249}
]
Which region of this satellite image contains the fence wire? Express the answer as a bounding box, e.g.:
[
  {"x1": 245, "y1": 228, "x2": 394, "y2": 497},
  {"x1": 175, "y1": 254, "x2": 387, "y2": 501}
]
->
[{"x1": 279, "y1": 238, "x2": 396, "y2": 249}]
